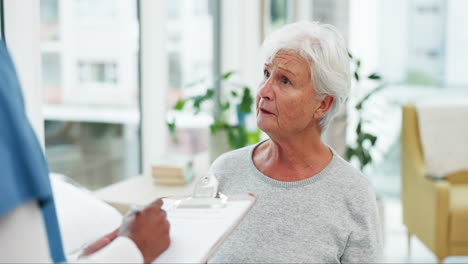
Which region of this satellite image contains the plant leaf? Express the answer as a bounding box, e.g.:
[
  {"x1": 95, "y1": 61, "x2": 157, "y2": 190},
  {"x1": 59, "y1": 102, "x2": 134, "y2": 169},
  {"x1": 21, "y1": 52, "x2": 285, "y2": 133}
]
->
[
  {"x1": 221, "y1": 71, "x2": 235, "y2": 80},
  {"x1": 239, "y1": 87, "x2": 253, "y2": 113},
  {"x1": 355, "y1": 102, "x2": 362, "y2": 110},
  {"x1": 354, "y1": 72, "x2": 360, "y2": 81},
  {"x1": 167, "y1": 121, "x2": 175, "y2": 133},
  {"x1": 356, "y1": 121, "x2": 362, "y2": 134},
  {"x1": 247, "y1": 129, "x2": 262, "y2": 145},
  {"x1": 363, "y1": 133, "x2": 378, "y2": 145},
  {"x1": 205, "y1": 88, "x2": 215, "y2": 98},
  {"x1": 191, "y1": 88, "x2": 215, "y2": 113},
  {"x1": 345, "y1": 146, "x2": 356, "y2": 161},
  {"x1": 209, "y1": 123, "x2": 218, "y2": 135},
  {"x1": 210, "y1": 121, "x2": 229, "y2": 135},
  {"x1": 231, "y1": 91, "x2": 238, "y2": 97},
  {"x1": 363, "y1": 150, "x2": 372, "y2": 169},
  {"x1": 192, "y1": 95, "x2": 204, "y2": 110},
  {"x1": 368, "y1": 73, "x2": 382, "y2": 80},
  {"x1": 166, "y1": 120, "x2": 178, "y2": 143},
  {"x1": 221, "y1": 102, "x2": 230, "y2": 111},
  {"x1": 173, "y1": 99, "x2": 186, "y2": 110},
  {"x1": 226, "y1": 126, "x2": 248, "y2": 149}
]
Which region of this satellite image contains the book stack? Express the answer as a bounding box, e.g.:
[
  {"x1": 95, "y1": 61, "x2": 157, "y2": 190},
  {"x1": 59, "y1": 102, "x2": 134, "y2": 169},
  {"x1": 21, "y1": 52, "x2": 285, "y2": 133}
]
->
[{"x1": 152, "y1": 157, "x2": 194, "y2": 185}]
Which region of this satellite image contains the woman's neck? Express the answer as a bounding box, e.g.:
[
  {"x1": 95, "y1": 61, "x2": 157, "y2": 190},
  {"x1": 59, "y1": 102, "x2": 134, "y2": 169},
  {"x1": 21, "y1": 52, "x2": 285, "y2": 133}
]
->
[{"x1": 253, "y1": 130, "x2": 333, "y2": 181}]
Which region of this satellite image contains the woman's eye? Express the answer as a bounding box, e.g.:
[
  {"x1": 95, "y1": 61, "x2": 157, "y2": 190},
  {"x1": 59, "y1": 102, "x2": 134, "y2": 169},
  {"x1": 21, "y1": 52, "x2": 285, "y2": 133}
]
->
[
  {"x1": 282, "y1": 77, "x2": 291, "y2": 85},
  {"x1": 264, "y1": 69, "x2": 270, "y2": 78}
]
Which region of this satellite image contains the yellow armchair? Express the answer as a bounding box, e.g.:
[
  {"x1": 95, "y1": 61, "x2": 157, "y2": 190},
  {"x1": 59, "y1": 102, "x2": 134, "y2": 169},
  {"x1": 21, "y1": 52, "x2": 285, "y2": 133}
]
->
[{"x1": 401, "y1": 105, "x2": 468, "y2": 263}]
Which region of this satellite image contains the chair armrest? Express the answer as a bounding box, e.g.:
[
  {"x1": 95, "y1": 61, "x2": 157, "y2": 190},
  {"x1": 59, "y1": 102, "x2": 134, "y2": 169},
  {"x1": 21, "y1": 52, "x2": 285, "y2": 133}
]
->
[
  {"x1": 426, "y1": 171, "x2": 468, "y2": 184},
  {"x1": 445, "y1": 170, "x2": 468, "y2": 184},
  {"x1": 402, "y1": 165, "x2": 450, "y2": 256}
]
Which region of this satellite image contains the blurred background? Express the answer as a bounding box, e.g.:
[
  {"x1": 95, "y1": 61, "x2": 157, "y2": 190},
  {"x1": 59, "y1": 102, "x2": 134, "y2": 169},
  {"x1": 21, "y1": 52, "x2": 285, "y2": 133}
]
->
[
  {"x1": 2, "y1": 0, "x2": 468, "y2": 262},
  {"x1": 34, "y1": 0, "x2": 468, "y2": 190}
]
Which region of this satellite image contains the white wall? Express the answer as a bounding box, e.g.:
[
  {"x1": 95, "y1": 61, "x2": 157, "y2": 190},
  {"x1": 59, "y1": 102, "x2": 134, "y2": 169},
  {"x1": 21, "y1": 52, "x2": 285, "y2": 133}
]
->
[
  {"x1": 4, "y1": 0, "x2": 44, "y2": 146},
  {"x1": 445, "y1": 0, "x2": 468, "y2": 87},
  {"x1": 348, "y1": 0, "x2": 380, "y2": 74}
]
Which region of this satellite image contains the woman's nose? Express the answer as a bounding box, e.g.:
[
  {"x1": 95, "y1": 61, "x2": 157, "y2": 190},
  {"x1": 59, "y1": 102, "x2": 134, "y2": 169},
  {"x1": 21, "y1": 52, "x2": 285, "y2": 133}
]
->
[{"x1": 258, "y1": 79, "x2": 274, "y2": 101}]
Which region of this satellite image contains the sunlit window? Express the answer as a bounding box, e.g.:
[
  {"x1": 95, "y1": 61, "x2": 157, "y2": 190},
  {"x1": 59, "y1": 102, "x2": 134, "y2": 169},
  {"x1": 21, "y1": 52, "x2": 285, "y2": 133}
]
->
[
  {"x1": 78, "y1": 61, "x2": 118, "y2": 84},
  {"x1": 75, "y1": 0, "x2": 116, "y2": 21},
  {"x1": 264, "y1": 0, "x2": 294, "y2": 36},
  {"x1": 406, "y1": 0, "x2": 445, "y2": 86},
  {"x1": 42, "y1": 52, "x2": 62, "y2": 103},
  {"x1": 165, "y1": 0, "x2": 216, "y2": 156},
  {"x1": 40, "y1": 0, "x2": 140, "y2": 190},
  {"x1": 40, "y1": 0, "x2": 60, "y2": 41},
  {"x1": 312, "y1": 0, "x2": 349, "y2": 42}
]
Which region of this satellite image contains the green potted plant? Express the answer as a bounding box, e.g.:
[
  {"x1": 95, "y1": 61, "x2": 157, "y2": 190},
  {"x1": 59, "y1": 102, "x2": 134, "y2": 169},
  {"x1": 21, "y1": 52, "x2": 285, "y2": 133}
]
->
[
  {"x1": 345, "y1": 53, "x2": 387, "y2": 241},
  {"x1": 345, "y1": 52, "x2": 386, "y2": 172},
  {"x1": 167, "y1": 72, "x2": 261, "y2": 161}
]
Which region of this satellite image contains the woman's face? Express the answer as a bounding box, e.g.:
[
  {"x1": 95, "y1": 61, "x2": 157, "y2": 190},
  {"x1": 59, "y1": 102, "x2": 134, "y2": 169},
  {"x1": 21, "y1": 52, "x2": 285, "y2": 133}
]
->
[{"x1": 256, "y1": 51, "x2": 325, "y2": 136}]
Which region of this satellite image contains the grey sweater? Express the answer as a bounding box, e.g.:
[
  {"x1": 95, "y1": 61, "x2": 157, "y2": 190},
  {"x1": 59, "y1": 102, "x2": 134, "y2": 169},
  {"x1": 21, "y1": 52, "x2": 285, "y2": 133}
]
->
[{"x1": 208, "y1": 141, "x2": 383, "y2": 263}]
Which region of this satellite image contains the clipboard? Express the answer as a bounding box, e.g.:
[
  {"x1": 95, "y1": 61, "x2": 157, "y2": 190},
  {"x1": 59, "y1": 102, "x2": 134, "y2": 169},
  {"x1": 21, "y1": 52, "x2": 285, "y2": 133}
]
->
[{"x1": 153, "y1": 193, "x2": 256, "y2": 263}]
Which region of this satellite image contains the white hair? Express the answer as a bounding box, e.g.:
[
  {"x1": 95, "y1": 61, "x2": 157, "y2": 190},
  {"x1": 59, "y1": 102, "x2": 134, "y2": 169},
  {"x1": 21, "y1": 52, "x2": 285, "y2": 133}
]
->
[{"x1": 260, "y1": 21, "x2": 351, "y2": 131}]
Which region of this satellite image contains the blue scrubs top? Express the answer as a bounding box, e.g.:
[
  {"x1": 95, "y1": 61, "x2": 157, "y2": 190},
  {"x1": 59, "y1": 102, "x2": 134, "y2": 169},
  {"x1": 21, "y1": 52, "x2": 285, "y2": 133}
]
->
[{"x1": 0, "y1": 40, "x2": 66, "y2": 263}]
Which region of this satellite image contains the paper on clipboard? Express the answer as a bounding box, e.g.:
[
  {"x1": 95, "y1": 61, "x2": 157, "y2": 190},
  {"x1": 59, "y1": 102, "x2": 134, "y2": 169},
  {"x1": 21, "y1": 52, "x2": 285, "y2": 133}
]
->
[{"x1": 152, "y1": 194, "x2": 256, "y2": 264}]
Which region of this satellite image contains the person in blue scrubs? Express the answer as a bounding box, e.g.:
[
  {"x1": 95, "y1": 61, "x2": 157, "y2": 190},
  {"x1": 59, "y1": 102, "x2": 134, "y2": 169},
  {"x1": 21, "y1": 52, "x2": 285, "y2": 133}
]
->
[{"x1": 0, "y1": 40, "x2": 170, "y2": 263}]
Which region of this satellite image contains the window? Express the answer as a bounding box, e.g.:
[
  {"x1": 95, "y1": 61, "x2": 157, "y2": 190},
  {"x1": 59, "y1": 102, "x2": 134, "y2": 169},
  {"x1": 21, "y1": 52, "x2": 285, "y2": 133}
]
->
[
  {"x1": 264, "y1": 0, "x2": 294, "y2": 37},
  {"x1": 40, "y1": 0, "x2": 60, "y2": 41},
  {"x1": 42, "y1": 53, "x2": 62, "y2": 103},
  {"x1": 312, "y1": 0, "x2": 349, "y2": 42},
  {"x1": 40, "y1": 0, "x2": 140, "y2": 190},
  {"x1": 375, "y1": 0, "x2": 468, "y2": 87},
  {"x1": 75, "y1": 0, "x2": 116, "y2": 21},
  {"x1": 78, "y1": 61, "x2": 118, "y2": 84},
  {"x1": 165, "y1": 0, "x2": 217, "y2": 156},
  {"x1": 406, "y1": 0, "x2": 446, "y2": 86}
]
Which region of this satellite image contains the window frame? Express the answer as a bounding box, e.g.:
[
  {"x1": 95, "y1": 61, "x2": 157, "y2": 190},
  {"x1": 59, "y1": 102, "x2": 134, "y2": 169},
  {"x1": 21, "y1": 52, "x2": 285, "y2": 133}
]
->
[
  {"x1": 140, "y1": 0, "x2": 169, "y2": 177},
  {"x1": 0, "y1": 0, "x2": 4, "y2": 40}
]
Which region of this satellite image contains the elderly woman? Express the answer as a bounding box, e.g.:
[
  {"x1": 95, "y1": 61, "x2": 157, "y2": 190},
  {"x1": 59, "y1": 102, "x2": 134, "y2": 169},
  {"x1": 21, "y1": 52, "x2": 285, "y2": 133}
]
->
[{"x1": 208, "y1": 21, "x2": 382, "y2": 263}]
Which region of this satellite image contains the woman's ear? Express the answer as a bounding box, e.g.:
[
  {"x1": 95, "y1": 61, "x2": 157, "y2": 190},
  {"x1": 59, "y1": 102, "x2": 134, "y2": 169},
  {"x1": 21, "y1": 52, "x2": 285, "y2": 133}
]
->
[{"x1": 313, "y1": 95, "x2": 334, "y2": 119}]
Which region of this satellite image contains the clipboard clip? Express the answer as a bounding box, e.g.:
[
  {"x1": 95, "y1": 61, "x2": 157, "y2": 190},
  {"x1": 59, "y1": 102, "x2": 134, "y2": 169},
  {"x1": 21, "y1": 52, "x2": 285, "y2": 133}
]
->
[{"x1": 176, "y1": 172, "x2": 227, "y2": 209}]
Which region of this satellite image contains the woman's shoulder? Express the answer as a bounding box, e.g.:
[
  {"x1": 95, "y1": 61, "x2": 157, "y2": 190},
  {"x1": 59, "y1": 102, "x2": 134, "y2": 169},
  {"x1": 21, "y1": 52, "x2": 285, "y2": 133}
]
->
[
  {"x1": 210, "y1": 144, "x2": 254, "y2": 171},
  {"x1": 329, "y1": 155, "x2": 376, "y2": 199}
]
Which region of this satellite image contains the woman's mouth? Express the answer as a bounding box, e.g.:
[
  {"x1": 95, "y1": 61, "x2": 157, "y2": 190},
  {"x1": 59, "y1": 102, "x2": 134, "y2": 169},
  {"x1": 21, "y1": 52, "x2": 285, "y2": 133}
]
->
[{"x1": 260, "y1": 108, "x2": 273, "y2": 115}]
